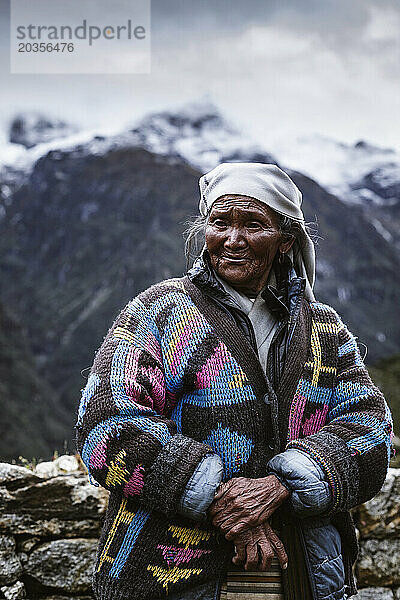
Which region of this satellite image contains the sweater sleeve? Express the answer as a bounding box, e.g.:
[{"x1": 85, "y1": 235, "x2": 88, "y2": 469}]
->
[
  {"x1": 75, "y1": 296, "x2": 215, "y2": 517},
  {"x1": 286, "y1": 308, "x2": 393, "y2": 514}
]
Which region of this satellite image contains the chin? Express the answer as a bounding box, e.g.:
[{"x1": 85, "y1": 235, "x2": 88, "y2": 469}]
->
[{"x1": 217, "y1": 267, "x2": 250, "y2": 285}]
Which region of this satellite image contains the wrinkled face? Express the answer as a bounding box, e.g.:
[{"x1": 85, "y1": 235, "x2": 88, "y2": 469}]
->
[{"x1": 205, "y1": 195, "x2": 293, "y2": 296}]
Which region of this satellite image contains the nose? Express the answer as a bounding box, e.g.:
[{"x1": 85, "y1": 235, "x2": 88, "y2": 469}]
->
[{"x1": 224, "y1": 227, "x2": 247, "y2": 250}]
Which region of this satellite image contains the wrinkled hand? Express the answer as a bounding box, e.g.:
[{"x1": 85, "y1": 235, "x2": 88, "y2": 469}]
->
[
  {"x1": 208, "y1": 475, "x2": 289, "y2": 540},
  {"x1": 232, "y1": 521, "x2": 288, "y2": 572}
]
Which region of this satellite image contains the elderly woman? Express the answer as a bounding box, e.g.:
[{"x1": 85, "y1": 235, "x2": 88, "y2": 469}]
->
[{"x1": 75, "y1": 163, "x2": 393, "y2": 600}]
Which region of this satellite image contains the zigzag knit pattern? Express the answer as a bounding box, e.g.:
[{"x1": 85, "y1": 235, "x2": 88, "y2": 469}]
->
[{"x1": 75, "y1": 278, "x2": 392, "y2": 600}]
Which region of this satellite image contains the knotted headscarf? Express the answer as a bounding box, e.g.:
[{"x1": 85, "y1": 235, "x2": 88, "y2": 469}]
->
[{"x1": 198, "y1": 162, "x2": 316, "y2": 301}]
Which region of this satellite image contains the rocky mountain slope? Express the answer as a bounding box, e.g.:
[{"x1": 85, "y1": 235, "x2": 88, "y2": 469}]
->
[
  {"x1": 0, "y1": 103, "x2": 399, "y2": 459},
  {"x1": 0, "y1": 302, "x2": 70, "y2": 461}
]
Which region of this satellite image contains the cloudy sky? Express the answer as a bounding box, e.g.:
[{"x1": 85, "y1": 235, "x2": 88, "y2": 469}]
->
[{"x1": 1, "y1": 0, "x2": 399, "y2": 150}]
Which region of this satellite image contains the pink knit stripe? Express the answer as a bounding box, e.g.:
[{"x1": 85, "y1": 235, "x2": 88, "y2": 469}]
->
[
  {"x1": 287, "y1": 392, "x2": 307, "y2": 441},
  {"x1": 90, "y1": 437, "x2": 108, "y2": 470},
  {"x1": 302, "y1": 404, "x2": 329, "y2": 436},
  {"x1": 123, "y1": 464, "x2": 145, "y2": 497},
  {"x1": 196, "y1": 343, "x2": 230, "y2": 389},
  {"x1": 146, "y1": 364, "x2": 166, "y2": 413},
  {"x1": 157, "y1": 545, "x2": 211, "y2": 567}
]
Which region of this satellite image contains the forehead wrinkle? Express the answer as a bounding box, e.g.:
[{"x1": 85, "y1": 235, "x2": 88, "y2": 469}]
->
[
  {"x1": 213, "y1": 195, "x2": 263, "y2": 208},
  {"x1": 210, "y1": 197, "x2": 277, "y2": 223}
]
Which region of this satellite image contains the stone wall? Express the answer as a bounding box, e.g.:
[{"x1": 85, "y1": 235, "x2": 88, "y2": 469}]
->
[
  {"x1": 0, "y1": 457, "x2": 399, "y2": 600},
  {"x1": 354, "y1": 468, "x2": 400, "y2": 600}
]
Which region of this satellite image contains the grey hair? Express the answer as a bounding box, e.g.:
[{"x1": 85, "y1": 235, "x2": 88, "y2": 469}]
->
[
  {"x1": 183, "y1": 214, "x2": 209, "y2": 267},
  {"x1": 183, "y1": 212, "x2": 319, "y2": 268}
]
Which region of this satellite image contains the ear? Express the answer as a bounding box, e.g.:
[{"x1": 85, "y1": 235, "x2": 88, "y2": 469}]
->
[{"x1": 279, "y1": 237, "x2": 295, "y2": 253}]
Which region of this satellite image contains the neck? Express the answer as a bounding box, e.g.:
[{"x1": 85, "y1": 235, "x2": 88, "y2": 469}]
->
[{"x1": 221, "y1": 268, "x2": 272, "y2": 298}]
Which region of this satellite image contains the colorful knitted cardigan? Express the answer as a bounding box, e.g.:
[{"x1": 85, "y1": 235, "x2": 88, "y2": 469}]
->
[{"x1": 75, "y1": 276, "x2": 392, "y2": 600}]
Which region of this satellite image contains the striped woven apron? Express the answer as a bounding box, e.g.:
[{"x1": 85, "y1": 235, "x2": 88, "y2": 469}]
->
[{"x1": 219, "y1": 558, "x2": 283, "y2": 600}]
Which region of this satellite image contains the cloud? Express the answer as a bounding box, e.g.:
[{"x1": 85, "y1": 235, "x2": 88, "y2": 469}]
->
[
  {"x1": 0, "y1": 0, "x2": 398, "y2": 151},
  {"x1": 148, "y1": 6, "x2": 400, "y2": 148}
]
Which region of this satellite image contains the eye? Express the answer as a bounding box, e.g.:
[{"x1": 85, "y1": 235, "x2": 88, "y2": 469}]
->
[
  {"x1": 211, "y1": 218, "x2": 227, "y2": 228},
  {"x1": 246, "y1": 221, "x2": 263, "y2": 229}
]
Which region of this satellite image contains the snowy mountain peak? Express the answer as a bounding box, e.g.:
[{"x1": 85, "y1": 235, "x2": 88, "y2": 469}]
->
[
  {"x1": 353, "y1": 139, "x2": 394, "y2": 155},
  {"x1": 130, "y1": 100, "x2": 275, "y2": 171},
  {"x1": 272, "y1": 133, "x2": 400, "y2": 206},
  {"x1": 9, "y1": 112, "x2": 79, "y2": 149},
  {"x1": 1, "y1": 102, "x2": 399, "y2": 214}
]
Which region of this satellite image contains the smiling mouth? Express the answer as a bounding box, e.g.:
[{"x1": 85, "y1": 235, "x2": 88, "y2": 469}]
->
[{"x1": 221, "y1": 255, "x2": 250, "y2": 263}]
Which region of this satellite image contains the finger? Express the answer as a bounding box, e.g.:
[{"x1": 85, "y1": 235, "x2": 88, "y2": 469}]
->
[
  {"x1": 225, "y1": 521, "x2": 251, "y2": 541},
  {"x1": 232, "y1": 543, "x2": 245, "y2": 566},
  {"x1": 213, "y1": 512, "x2": 242, "y2": 536},
  {"x1": 245, "y1": 542, "x2": 259, "y2": 572},
  {"x1": 269, "y1": 531, "x2": 288, "y2": 570},
  {"x1": 258, "y1": 540, "x2": 274, "y2": 571}
]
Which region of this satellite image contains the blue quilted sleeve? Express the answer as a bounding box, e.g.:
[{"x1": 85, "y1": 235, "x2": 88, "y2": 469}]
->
[
  {"x1": 178, "y1": 454, "x2": 224, "y2": 521},
  {"x1": 268, "y1": 448, "x2": 332, "y2": 516}
]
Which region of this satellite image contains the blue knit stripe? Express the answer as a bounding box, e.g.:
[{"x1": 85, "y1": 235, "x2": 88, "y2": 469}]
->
[
  {"x1": 338, "y1": 337, "x2": 363, "y2": 366},
  {"x1": 77, "y1": 373, "x2": 101, "y2": 425},
  {"x1": 333, "y1": 381, "x2": 374, "y2": 406},
  {"x1": 331, "y1": 411, "x2": 393, "y2": 458},
  {"x1": 82, "y1": 415, "x2": 172, "y2": 469},
  {"x1": 145, "y1": 290, "x2": 194, "y2": 324},
  {"x1": 203, "y1": 423, "x2": 255, "y2": 480},
  {"x1": 295, "y1": 378, "x2": 333, "y2": 404},
  {"x1": 109, "y1": 508, "x2": 150, "y2": 578},
  {"x1": 170, "y1": 400, "x2": 184, "y2": 433},
  {"x1": 180, "y1": 386, "x2": 255, "y2": 407}
]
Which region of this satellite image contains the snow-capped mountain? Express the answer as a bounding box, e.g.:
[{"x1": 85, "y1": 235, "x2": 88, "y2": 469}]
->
[
  {"x1": 129, "y1": 100, "x2": 276, "y2": 170},
  {"x1": 1, "y1": 99, "x2": 400, "y2": 259},
  {"x1": 128, "y1": 103, "x2": 400, "y2": 251},
  {"x1": 271, "y1": 134, "x2": 400, "y2": 250},
  {"x1": 9, "y1": 112, "x2": 80, "y2": 149},
  {"x1": 2, "y1": 101, "x2": 399, "y2": 212},
  {"x1": 0, "y1": 101, "x2": 274, "y2": 177},
  {"x1": 130, "y1": 104, "x2": 400, "y2": 219},
  {"x1": 272, "y1": 134, "x2": 400, "y2": 206}
]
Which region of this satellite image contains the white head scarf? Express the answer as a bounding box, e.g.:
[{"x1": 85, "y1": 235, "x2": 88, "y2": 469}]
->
[{"x1": 198, "y1": 162, "x2": 315, "y2": 301}]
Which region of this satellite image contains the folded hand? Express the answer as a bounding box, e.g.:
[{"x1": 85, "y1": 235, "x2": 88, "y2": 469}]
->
[
  {"x1": 232, "y1": 521, "x2": 288, "y2": 572},
  {"x1": 208, "y1": 474, "x2": 289, "y2": 540}
]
